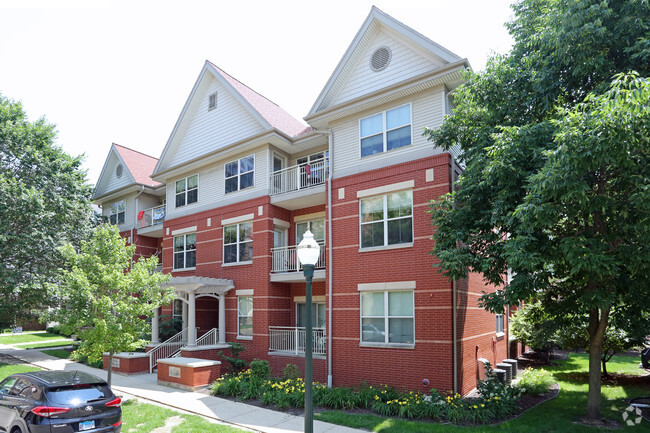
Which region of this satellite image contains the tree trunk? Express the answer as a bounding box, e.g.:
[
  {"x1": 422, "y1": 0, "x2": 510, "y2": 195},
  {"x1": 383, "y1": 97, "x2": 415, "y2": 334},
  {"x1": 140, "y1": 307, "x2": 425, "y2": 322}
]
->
[
  {"x1": 586, "y1": 307, "x2": 609, "y2": 421},
  {"x1": 601, "y1": 357, "x2": 608, "y2": 376},
  {"x1": 107, "y1": 351, "x2": 113, "y2": 387}
]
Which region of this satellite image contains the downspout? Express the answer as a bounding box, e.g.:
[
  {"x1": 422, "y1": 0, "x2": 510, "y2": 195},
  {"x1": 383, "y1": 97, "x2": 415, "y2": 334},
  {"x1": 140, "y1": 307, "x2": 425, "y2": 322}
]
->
[
  {"x1": 311, "y1": 129, "x2": 334, "y2": 388},
  {"x1": 131, "y1": 185, "x2": 145, "y2": 268},
  {"x1": 450, "y1": 157, "x2": 458, "y2": 394}
]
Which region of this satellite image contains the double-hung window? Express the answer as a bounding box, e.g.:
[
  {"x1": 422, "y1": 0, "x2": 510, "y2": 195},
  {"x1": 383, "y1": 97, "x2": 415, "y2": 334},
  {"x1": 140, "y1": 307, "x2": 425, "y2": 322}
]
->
[
  {"x1": 238, "y1": 296, "x2": 253, "y2": 337},
  {"x1": 361, "y1": 290, "x2": 414, "y2": 345},
  {"x1": 496, "y1": 314, "x2": 504, "y2": 335},
  {"x1": 360, "y1": 104, "x2": 411, "y2": 157},
  {"x1": 223, "y1": 222, "x2": 253, "y2": 264},
  {"x1": 173, "y1": 233, "x2": 196, "y2": 269},
  {"x1": 225, "y1": 155, "x2": 254, "y2": 194},
  {"x1": 109, "y1": 200, "x2": 125, "y2": 225},
  {"x1": 360, "y1": 190, "x2": 412, "y2": 248},
  {"x1": 175, "y1": 175, "x2": 198, "y2": 208}
]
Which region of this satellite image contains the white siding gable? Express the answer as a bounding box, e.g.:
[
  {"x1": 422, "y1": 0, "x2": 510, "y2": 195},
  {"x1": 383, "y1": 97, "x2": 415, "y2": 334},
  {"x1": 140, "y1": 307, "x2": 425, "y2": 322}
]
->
[
  {"x1": 331, "y1": 88, "x2": 446, "y2": 178},
  {"x1": 168, "y1": 76, "x2": 266, "y2": 168},
  {"x1": 94, "y1": 151, "x2": 133, "y2": 198},
  {"x1": 101, "y1": 192, "x2": 136, "y2": 231},
  {"x1": 330, "y1": 29, "x2": 444, "y2": 108}
]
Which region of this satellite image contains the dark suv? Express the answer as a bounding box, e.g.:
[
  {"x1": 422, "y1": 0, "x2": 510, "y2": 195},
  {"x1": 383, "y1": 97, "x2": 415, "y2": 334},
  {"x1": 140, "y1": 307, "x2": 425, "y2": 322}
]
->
[{"x1": 0, "y1": 370, "x2": 121, "y2": 433}]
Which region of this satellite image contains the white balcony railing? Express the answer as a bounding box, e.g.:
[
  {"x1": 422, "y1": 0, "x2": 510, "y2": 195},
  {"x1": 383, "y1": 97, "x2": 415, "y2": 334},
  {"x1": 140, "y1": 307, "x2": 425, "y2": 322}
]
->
[
  {"x1": 269, "y1": 158, "x2": 328, "y2": 195},
  {"x1": 269, "y1": 326, "x2": 326, "y2": 355},
  {"x1": 271, "y1": 242, "x2": 326, "y2": 273},
  {"x1": 138, "y1": 205, "x2": 166, "y2": 228}
]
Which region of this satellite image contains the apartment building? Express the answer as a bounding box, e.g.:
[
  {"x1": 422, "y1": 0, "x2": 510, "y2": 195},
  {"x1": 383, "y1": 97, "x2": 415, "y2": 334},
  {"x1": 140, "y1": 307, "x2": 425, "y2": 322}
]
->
[{"x1": 92, "y1": 7, "x2": 510, "y2": 395}]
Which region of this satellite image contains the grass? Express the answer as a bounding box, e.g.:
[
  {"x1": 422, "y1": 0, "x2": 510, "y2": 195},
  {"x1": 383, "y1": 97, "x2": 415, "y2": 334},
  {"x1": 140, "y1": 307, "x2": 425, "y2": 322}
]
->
[
  {"x1": 0, "y1": 331, "x2": 62, "y2": 344},
  {"x1": 42, "y1": 349, "x2": 73, "y2": 359},
  {"x1": 120, "y1": 400, "x2": 247, "y2": 433},
  {"x1": 0, "y1": 362, "x2": 41, "y2": 378},
  {"x1": 315, "y1": 353, "x2": 649, "y2": 432},
  {"x1": 18, "y1": 340, "x2": 74, "y2": 349}
]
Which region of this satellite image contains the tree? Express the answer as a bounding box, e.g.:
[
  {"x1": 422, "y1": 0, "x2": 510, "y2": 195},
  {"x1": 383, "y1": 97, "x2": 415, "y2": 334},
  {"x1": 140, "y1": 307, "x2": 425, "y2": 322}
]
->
[
  {"x1": 0, "y1": 94, "x2": 94, "y2": 327},
  {"x1": 425, "y1": 0, "x2": 650, "y2": 421},
  {"x1": 48, "y1": 224, "x2": 174, "y2": 386}
]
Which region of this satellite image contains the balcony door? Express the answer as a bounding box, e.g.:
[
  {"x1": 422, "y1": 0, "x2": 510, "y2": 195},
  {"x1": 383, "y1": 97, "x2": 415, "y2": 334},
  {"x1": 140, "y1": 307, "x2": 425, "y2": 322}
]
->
[
  {"x1": 296, "y1": 302, "x2": 326, "y2": 329},
  {"x1": 296, "y1": 219, "x2": 325, "y2": 244},
  {"x1": 272, "y1": 153, "x2": 286, "y2": 194}
]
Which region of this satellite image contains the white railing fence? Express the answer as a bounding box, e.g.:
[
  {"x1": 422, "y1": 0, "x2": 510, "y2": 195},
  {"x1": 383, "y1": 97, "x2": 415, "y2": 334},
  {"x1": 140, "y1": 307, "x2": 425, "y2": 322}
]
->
[
  {"x1": 139, "y1": 205, "x2": 166, "y2": 228},
  {"x1": 270, "y1": 158, "x2": 328, "y2": 195},
  {"x1": 196, "y1": 328, "x2": 219, "y2": 346},
  {"x1": 268, "y1": 326, "x2": 326, "y2": 355},
  {"x1": 271, "y1": 242, "x2": 326, "y2": 273},
  {"x1": 148, "y1": 327, "x2": 196, "y2": 373}
]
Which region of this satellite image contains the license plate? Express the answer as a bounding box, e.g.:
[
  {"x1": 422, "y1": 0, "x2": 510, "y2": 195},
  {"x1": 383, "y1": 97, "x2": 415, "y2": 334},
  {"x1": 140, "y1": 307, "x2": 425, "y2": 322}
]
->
[{"x1": 79, "y1": 420, "x2": 95, "y2": 431}]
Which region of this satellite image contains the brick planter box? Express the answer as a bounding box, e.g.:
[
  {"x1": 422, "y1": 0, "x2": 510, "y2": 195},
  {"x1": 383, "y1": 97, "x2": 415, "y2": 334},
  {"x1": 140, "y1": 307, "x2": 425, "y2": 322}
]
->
[
  {"x1": 157, "y1": 357, "x2": 221, "y2": 391},
  {"x1": 102, "y1": 352, "x2": 150, "y2": 375}
]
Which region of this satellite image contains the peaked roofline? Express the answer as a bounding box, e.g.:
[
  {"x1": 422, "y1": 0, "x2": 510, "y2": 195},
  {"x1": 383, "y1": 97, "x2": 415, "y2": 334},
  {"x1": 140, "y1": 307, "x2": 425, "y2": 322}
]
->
[
  {"x1": 308, "y1": 6, "x2": 464, "y2": 116},
  {"x1": 154, "y1": 61, "x2": 306, "y2": 176},
  {"x1": 93, "y1": 143, "x2": 135, "y2": 200}
]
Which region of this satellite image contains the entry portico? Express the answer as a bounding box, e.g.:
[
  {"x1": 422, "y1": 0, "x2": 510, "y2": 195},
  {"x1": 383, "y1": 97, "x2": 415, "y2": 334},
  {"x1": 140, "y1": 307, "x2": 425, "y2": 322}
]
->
[{"x1": 152, "y1": 276, "x2": 235, "y2": 346}]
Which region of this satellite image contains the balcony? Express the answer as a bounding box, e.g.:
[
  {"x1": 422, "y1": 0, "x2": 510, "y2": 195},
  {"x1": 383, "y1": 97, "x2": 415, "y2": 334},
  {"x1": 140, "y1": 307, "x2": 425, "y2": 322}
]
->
[
  {"x1": 137, "y1": 205, "x2": 165, "y2": 238},
  {"x1": 269, "y1": 158, "x2": 328, "y2": 210},
  {"x1": 268, "y1": 326, "x2": 326, "y2": 356},
  {"x1": 270, "y1": 242, "x2": 326, "y2": 282}
]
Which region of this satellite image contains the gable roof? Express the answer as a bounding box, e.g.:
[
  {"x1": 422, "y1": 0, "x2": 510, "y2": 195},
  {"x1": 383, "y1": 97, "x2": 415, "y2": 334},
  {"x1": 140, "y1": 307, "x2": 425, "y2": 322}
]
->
[
  {"x1": 154, "y1": 61, "x2": 306, "y2": 176},
  {"x1": 93, "y1": 143, "x2": 161, "y2": 201},
  {"x1": 208, "y1": 62, "x2": 307, "y2": 137},
  {"x1": 308, "y1": 6, "x2": 465, "y2": 116},
  {"x1": 113, "y1": 143, "x2": 161, "y2": 187}
]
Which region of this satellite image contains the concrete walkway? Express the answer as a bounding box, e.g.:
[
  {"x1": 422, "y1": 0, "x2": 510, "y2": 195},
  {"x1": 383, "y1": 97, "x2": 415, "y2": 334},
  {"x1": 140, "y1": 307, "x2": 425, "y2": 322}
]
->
[{"x1": 0, "y1": 346, "x2": 365, "y2": 433}]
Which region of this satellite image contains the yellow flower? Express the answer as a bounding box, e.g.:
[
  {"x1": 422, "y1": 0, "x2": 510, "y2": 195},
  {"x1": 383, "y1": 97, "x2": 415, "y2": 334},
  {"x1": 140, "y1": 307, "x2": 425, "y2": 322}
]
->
[{"x1": 481, "y1": 404, "x2": 485, "y2": 407}]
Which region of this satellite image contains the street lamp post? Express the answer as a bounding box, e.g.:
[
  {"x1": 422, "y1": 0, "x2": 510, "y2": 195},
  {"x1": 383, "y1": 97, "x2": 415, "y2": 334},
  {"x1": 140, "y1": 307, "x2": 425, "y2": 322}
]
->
[{"x1": 297, "y1": 230, "x2": 320, "y2": 433}]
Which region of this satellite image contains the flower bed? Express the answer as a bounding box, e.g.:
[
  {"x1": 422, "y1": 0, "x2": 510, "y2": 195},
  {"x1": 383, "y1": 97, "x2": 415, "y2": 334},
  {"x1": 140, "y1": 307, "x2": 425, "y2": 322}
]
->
[{"x1": 210, "y1": 360, "x2": 548, "y2": 425}]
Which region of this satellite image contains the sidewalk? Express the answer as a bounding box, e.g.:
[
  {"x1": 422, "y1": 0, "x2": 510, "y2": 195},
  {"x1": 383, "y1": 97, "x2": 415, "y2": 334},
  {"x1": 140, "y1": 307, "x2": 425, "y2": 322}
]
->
[{"x1": 0, "y1": 346, "x2": 365, "y2": 433}]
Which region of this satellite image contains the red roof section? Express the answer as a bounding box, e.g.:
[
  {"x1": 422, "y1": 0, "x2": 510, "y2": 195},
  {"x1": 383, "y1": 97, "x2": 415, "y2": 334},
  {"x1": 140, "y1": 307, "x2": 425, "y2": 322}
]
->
[
  {"x1": 209, "y1": 62, "x2": 307, "y2": 137},
  {"x1": 113, "y1": 143, "x2": 162, "y2": 187}
]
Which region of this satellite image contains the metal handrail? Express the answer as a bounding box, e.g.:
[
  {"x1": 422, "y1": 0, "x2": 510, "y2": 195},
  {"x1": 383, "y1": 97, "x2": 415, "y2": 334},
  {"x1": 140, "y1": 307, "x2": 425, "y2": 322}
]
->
[
  {"x1": 269, "y1": 157, "x2": 329, "y2": 195},
  {"x1": 147, "y1": 327, "x2": 197, "y2": 373},
  {"x1": 139, "y1": 204, "x2": 166, "y2": 228},
  {"x1": 271, "y1": 242, "x2": 326, "y2": 273},
  {"x1": 196, "y1": 328, "x2": 219, "y2": 346},
  {"x1": 268, "y1": 326, "x2": 326, "y2": 355}
]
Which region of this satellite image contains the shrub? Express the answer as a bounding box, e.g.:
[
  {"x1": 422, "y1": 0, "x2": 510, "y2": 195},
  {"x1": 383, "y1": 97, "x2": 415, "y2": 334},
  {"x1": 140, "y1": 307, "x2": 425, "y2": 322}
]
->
[
  {"x1": 217, "y1": 342, "x2": 248, "y2": 373},
  {"x1": 315, "y1": 386, "x2": 355, "y2": 409},
  {"x1": 517, "y1": 367, "x2": 554, "y2": 395},
  {"x1": 249, "y1": 359, "x2": 271, "y2": 380},
  {"x1": 282, "y1": 363, "x2": 301, "y2": 380}
]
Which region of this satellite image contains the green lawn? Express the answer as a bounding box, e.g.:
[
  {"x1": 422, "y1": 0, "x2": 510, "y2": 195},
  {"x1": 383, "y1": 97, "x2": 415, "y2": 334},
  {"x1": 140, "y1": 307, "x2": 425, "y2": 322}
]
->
[
  {"x1": 0, "y1": 362, "x2": 41, "y2": 378},
  {"x1": 315, "y1": 353, "x2": 649, "y2": 432},
  {"x1": 0, "y1": 332, "x2": 62, "y2": 344},
  {"x1": 121, "y1": 400, "x2": 247, "y2": 433},
  {"x1": 19, "y1": 340, "x2": 74, "y2": 349},
  {"x1": 41, "y1": 349, "x2": 73, "y2": 359}
]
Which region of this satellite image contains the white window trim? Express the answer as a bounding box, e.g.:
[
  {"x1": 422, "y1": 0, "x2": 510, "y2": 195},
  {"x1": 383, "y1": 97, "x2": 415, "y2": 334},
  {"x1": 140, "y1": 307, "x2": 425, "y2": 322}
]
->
[
  {"x1": 225, "y1": 154, "x2": 255, "y2": 194},
  {"x1": 222, "y1": 222, "x2": 253, "y2": 265},
  {"x1": 360, "y1": 289, "x2": 415, "y2": 348},
  {"x1": 359, "y1": 103, "x2": 412, "y2": 158},
  {"x1": 175, "y1": 174, "x2": 199, "y2": 208},
  {"x1": 496, "y1": 314, "x2": 505, "y2": 337},
  {"x1": 208, "y1": 92, "x2": 217, "y2": 111},
  {"x1": 237, "y1": 296, "x2": 253, "y2": 339},
  {"x1": 109, "y1": 200, "x2": 125, "y2": 225},
  {"x1": 359, "y1": 190, "x2": 413, "y2": 250},
  {"x1": 173, "y1": 233, "x2": 196, "y2": 270}
]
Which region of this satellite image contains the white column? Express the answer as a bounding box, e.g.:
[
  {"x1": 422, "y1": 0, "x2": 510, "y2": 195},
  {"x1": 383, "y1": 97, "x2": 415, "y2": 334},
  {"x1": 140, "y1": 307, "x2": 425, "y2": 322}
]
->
[
  {"x1": 151, "y1": 307, "x2": 159, "y2": 344},
  {"x1": 182, "y1": 297, "x2": 188, "y2": 332},
  {"x1": 188, "y1": 291, "x2": 196, "y2": 346},
  {"x1": 219, "y1": 293, "x2": 226, "y2": 344}
]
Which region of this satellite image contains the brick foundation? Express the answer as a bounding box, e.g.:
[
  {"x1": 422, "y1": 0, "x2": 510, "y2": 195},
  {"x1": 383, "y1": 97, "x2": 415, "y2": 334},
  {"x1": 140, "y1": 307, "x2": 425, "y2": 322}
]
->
[
  {"x1": 157, "y1": 357, "x2": 221, "y2": 391},
  {"x1": 103, "y1": 352, "x2": 150, "y2": 375}
]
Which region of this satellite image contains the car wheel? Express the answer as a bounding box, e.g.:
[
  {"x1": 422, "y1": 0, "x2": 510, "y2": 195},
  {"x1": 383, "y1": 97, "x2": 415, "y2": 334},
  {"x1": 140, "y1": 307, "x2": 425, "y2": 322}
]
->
[{"x1": 11, "y1": 427, "x2": 24, "y2": 433}]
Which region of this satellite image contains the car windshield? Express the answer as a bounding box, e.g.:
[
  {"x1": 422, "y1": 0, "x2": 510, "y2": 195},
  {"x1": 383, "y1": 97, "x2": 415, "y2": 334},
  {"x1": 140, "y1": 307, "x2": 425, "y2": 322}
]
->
[{"x1": 46, "y1": 385, "x2": 110, "y2": 405}]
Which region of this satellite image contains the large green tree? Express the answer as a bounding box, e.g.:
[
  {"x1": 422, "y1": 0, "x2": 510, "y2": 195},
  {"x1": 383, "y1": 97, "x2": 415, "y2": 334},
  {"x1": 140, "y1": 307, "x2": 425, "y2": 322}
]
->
[
  {"x1": 48, "y1": 224, "x2": 173, "y2": 385},
  {"x1": 426, "y1": 0, "x2": 650, "y2": 421},
  {"x1": 0, "y1": 95, "x2": 94, "y2": 326}
]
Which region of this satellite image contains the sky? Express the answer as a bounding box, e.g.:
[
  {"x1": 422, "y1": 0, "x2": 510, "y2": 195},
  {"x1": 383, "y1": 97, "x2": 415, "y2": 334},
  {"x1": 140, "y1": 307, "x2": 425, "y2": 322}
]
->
[{"x1": 0, "y1": 0, "x2": 515, "y2": 185}]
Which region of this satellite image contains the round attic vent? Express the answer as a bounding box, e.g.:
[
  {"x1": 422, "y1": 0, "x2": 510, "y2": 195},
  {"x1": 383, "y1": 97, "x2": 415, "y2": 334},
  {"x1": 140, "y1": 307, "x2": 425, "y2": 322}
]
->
[
  {"x1": 370, "y1": 47, "x2": 391, "y2": 72},
  {"x1": 116, "y1": 164, "x2": 123, "y2": 178}
]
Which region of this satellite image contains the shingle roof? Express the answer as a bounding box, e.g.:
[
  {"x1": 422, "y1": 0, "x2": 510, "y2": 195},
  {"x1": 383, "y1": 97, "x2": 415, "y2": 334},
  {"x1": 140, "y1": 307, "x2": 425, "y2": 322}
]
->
[
  {"x1": 113, "y1": 143, "x2": 162, "y2": 187},
  {"x1": 208, "y1": 62, "x2": 307, "y2": 137}
]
